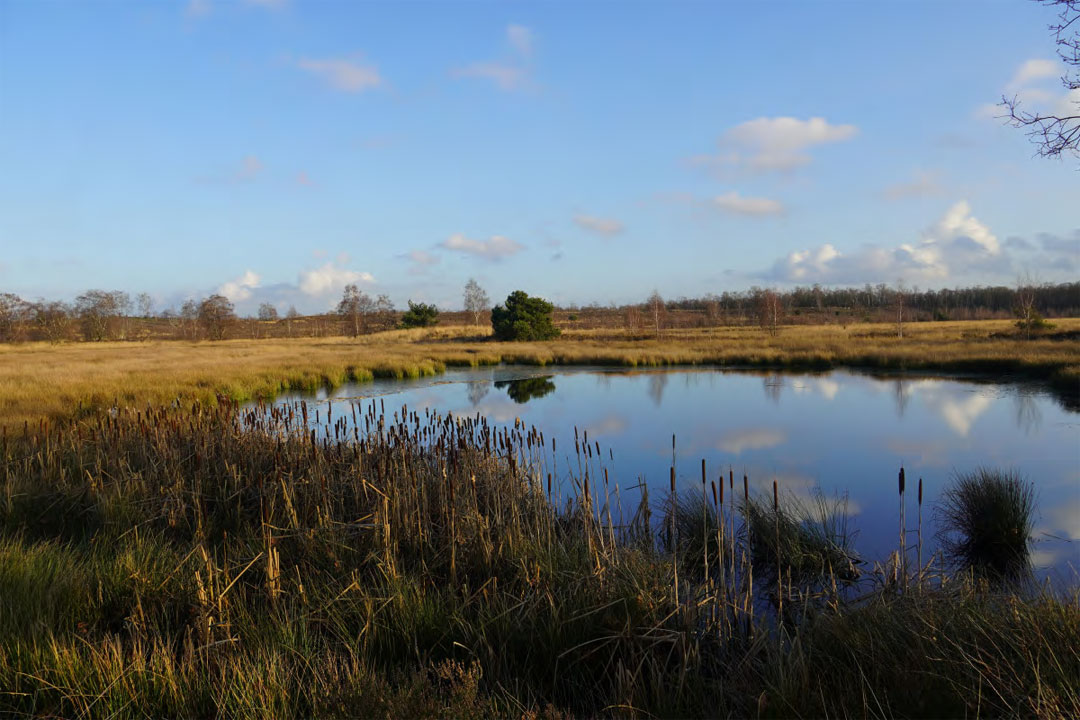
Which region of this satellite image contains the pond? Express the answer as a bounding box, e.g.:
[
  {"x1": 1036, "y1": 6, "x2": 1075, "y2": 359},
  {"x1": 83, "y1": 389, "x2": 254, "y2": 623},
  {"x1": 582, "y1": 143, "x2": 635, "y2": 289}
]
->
[{"x1": 268, "y1": 366, "x2": 1080, "y2": 580}]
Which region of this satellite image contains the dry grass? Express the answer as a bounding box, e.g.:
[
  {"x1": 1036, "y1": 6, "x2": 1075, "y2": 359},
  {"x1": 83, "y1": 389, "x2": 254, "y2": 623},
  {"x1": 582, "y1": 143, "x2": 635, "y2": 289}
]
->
[{"x1": 1, "y1": 318, "x2": 1078, "y2": 429}]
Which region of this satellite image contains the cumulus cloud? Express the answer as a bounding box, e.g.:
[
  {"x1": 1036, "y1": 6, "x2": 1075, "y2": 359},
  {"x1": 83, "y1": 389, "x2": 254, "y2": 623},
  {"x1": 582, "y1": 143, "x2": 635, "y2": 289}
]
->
[
  {"x1": 980, "y1": 57, "x2": 1075, "y2": 121},
  {"x1": 298, "y1": 262, "x2": 374, "y2": 296},
  {"x1": 883, "y1": 170, "x2": 943, "y2": 200},
  {"x1": 217, "y1": 270, "x2": 260, "y2": 302},
  {"x1": 298, "y1": 57, "x2": 381, "y2": 93},
  {"x1": 1008, "y1": 58, "x2": 1060, "y2": 89},
  {"x1": 766, "y1": 201, "x2": 1008, "y2": 285},
  {"x1": 574, "y1": 214, "x2": 624, "y2": 236},
  {"x1": 453, "y1": 24, "x2": 534, "y2": 91},
  {"x1": 692, "y1": 116, "x2": 857, "y2": 174},
  {"x1": 712, "y1": 191, "x2": 785, "y2": 216},
  {"x1": 440, "y1": 233, "x2": 524, "y2": 260}
]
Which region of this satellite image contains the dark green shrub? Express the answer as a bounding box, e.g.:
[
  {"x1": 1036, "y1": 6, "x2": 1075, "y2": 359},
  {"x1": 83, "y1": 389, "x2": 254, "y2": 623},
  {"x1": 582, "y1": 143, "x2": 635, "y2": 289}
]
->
[
  {"x1": 490, "y1": 291, "x2": 560, "y2": 341},
  {"x1": 399, "y1": 301, "x2": 439, "y2": 329}
]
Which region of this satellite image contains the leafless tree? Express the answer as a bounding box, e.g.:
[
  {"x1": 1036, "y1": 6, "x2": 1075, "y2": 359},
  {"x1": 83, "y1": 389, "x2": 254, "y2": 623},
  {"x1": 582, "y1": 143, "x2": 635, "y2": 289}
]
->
[
  {"x1": 136, "y1": 292, "x2": 153, "y2": 318},
  {"x1": 1014, "y1": 272, "x2": 1044, "y2": 338},
  {"x1": 646, "y1": 290, "x2": 666, "y2": 337},
  {"x1": 33, "y1": 301, "x2": 73, "y2": 343},
  {"x1": 894, "y1": 280, "x2": 906, "y2": 339},
  {"x1": 0, "y1": 293, "x2": 28, "y2": 342},
  {"x1": 374, "y1": 294, "x2": 396, "y2": 331},
  {"x1": 197, "y1": 294, "x2": 235, "y2": 341},
  {"x1": 1002, "y1": 0, "x2": 1080, "y2": 162},
  {"x1": 180, "y1": 299, "x2": 199, "y2": 341},
  {"x1": 754, "y1": 289, "x2": 783, "y2": 336},
  {"x1": 74, "y1": 290, "x2": 130, "y2": 341},
  {"x1": 463, "y1": 278, "x2": 489, "y2": 326},
  {"x1": 337, "y1": 284, "x2": 375, "y2": 336},
  {"x1": 257, "y1": 303, "x2": 279, "y2": 322},
  {"x1": 285, "y1": 306, "x2": 299, "y2": 338},
  {"x1": 624, "y1": 305, "x2": 642, "y2": 334}
]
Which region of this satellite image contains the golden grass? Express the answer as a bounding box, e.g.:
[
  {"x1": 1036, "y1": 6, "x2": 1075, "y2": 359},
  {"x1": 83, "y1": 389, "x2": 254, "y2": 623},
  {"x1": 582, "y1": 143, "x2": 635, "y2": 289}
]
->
[{"x1": 1, "y1": 318, "x2": 1078, "y2": 429}]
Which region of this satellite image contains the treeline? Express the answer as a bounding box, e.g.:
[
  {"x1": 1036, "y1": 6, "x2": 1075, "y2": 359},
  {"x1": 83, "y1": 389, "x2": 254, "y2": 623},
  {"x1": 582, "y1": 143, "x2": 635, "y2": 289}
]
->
[
  {"x1": 1, "y1": 280, "x2": 1077, "y2": 343},
  {"x1": 560, "y1": 282, "x2": 1080, "y2": 331}
]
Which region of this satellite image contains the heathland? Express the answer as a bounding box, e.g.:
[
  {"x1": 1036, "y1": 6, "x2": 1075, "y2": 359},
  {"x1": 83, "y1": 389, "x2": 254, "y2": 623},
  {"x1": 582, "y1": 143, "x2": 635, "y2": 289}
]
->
[
  {"x1": 1, "y1": 318, "x2": 1079, "y2": 717},
  {"x1": 2, "y1": 318, "x2": 1079, "y2": 431}
]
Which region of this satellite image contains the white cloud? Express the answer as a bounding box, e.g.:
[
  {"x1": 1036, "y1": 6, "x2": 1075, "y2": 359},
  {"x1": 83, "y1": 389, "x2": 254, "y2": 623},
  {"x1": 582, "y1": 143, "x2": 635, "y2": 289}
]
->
[
  {"x1": 440, "y1": 233, "x2": 524, "y2": 260},
  {"x1": 717, "y1": 428, "x2": 787, "y2": 455},
  {"x1": 507, "y1": 24, "x2": 533, "y2": 58},
  {"x1": 767, "y1": 201, "x2": 1007, "y2": 285},
  {"x1": 218, "y1": 270, "x2": 260, "y2": 302},
  {"x1": 1009, "y1": 58, "x2": 1060, "y2": 89},
  {"x1": 693, "y1": 116, "x2": 857, "y2": 174},
  {"x1": 712, "y1": 191, "x2": 785, "y2": 216},
  {"x1": 452, "y1": 62, "x2": 526, "y2": 91},
  {"x1": 298, "y1": 262, "x2": 374, "y2": 296},
  {"x1": 298, "y1": 57, "x2": 381, "y2": 93},
  {"x1": 574, "y1": 214, "x2": 624, "y2": 236},
  {"x1": 883, "y1": 170, "x2": 942, "y2": 200}
]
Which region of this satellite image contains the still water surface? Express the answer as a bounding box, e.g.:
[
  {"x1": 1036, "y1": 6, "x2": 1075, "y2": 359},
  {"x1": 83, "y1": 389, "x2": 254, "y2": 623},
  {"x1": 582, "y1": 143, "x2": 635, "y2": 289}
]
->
[{"x1": 270, "y1": 366, "x2": 1079, "y2": 579}]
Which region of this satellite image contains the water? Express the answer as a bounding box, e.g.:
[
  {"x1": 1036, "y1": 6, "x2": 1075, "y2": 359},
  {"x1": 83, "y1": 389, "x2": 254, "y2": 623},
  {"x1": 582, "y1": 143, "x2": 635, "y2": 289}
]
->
[{"x1": 269, "y1": 366, "x2": 1080, "y2": 580}]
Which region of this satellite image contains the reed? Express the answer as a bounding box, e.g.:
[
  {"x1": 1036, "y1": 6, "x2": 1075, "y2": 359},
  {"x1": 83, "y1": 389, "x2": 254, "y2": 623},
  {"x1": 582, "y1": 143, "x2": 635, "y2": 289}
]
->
[{"x1": 0, "y1": 402, "x2": 1074, "y2": 717}]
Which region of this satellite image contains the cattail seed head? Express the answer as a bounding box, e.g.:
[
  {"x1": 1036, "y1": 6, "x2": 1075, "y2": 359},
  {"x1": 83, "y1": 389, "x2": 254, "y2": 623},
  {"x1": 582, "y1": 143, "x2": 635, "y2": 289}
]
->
[{"x1": 899, "y1": 467, "x2": 906, "y2": 496}]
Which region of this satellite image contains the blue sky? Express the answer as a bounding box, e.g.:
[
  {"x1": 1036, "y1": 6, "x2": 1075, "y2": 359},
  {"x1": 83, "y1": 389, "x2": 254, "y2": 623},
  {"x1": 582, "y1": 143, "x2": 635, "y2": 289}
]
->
[{"x1": 1, "y1": 0, "x2": 1077, "y2": 314}]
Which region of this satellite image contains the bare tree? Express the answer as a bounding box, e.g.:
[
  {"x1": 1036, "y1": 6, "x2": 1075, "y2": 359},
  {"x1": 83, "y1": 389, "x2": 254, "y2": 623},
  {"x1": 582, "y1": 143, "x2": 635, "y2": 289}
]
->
[
  {"x1": 894, "y1": 280, "x2": 906, "y2": 339},
  {"x1": 285, "y1": 306, "x2": 299, "y2": 338},
  {"x1": 337, "y1": 284, "x2": 375, "y2": 336},
  {"x1": 197, "y1": 294, "x2": 235, "y2": 341},
  {"x1": 136, "y1": 292, "x2": 153, "y2": 318},
  {"x1": 1014, "y1": 272, "x2": 1045, "y2": 338},
  {"x1": 754, "y1": 289, "x2": 783, "y2": 336},
  {"x1": 624, "y1": 305, "x2": 642, "y2": 334},
  {"x1": 257, "y1": 303, "x2": 279, "y2": 322},
  {"x1": 32, "y1": 301, "x2": 72, "y2": 343},
  {"x1": 1002, "y1": 0, "x2": 1080, "y2": 162},
  {"x1": 74, "y1": 290, "x2": 130, "y2": 341},
  {"x1": 646, "y1": 290, "x2": 666, "y2": 337},
  {"x1": 180, "y1": 299, "x2": 199, "y2": 340},
  {"x1": 463, "y1": 278, "x2": 490, "y2": 326},
  {"x1": 0, "y1": 293, "x2": 28, "y2": 342},
  {"x1": 374, "y1": 294, "x2": 396, "y2": 331}
]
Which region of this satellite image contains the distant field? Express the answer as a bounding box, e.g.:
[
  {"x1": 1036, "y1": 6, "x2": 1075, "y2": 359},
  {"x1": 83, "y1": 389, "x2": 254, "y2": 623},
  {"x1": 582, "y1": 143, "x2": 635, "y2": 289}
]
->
[{"x1": 1, "y1": 318, "x2": 1078, "y2": 429}]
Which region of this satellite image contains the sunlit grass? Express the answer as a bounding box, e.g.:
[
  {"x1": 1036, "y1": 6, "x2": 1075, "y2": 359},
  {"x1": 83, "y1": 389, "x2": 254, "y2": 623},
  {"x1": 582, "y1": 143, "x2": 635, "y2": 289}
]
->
[{"x1": 0, "y1": 318, "x2": 1077, "y2": 429}]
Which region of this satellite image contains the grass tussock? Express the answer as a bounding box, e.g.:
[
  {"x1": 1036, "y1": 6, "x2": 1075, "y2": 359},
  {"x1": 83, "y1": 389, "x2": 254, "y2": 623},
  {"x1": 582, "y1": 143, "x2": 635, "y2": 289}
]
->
[
  {"x1": 1, "y1": 317, "x2": 1078, "y2": 430},
  {"x1": 1, "y1": 402, "x2": 1077, "y2": 717},
  {"x1": 936, "y1": 468, "x2": 1037, "y2": 582}
]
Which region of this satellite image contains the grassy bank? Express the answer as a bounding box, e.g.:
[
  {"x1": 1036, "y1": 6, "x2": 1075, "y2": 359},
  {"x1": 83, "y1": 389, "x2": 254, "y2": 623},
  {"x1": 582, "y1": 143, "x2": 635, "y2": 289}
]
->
[
  {"x1": 1, "y1": 401, "x2": 1077, "y2": 717},
  {"x1": 2, "y1": 318, "x2": 1078, "y2": 430}
]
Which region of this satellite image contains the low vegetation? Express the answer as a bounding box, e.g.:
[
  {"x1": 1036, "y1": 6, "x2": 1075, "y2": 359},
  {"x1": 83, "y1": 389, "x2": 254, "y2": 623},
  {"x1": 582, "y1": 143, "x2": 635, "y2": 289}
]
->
[
  {"x1": 1, "y1": 401, "x2": 1076, "y2": 717},
  {"x1": 937, "y1": 468, "x2": 1037, "y2": 582},
  {"x1": 0, "y1": 318, "x2": 1077, "y2": 432}
]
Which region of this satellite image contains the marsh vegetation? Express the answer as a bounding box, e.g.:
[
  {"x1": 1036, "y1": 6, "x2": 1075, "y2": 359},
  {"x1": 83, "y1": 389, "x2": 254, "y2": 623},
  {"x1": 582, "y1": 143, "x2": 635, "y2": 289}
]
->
[{"x1": 0, "y1": 400, "x2": 1076, "y2": 717}]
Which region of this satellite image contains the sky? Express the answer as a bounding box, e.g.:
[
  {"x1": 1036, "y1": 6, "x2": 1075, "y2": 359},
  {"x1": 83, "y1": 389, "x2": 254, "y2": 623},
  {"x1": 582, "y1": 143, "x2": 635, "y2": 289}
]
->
[{"x1": 0, "y1": 0, "x2": 1077, "y2": 315}]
